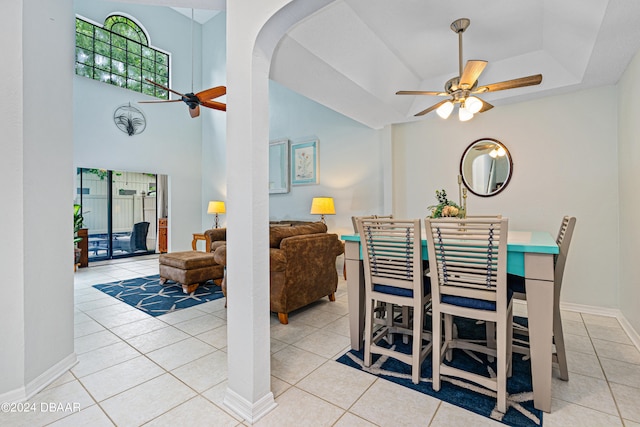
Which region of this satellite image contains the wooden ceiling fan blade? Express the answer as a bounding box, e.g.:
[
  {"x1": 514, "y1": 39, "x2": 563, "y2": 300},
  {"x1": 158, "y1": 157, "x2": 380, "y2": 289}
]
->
[
  {"x1": 189, "y1": 105, "x2": 200, "y2": 118},
  {"x1": 478, "y1": 100, "x2": 494, "y2": 112},
  {"x1": 200, "y1": 100, "x2": 227, "y2": 111},
  {"x1": 474, "y1": 143, "x2": 497, "y2": 150},
  {"x1": 138, "y1": 99, "x2": 182, "y2": 104},
  {"x1": 459, "y1": 60, "x2": 487, "y2": 89},
  {"x1": 144, "y1": 78, "x2": 186, "y2": 98},
  {"x1": 474, "y1": 74, "x2": 542, "y2": 93},
  {"x1": 396, "y1": 90, "x2": 447, "y2": 96},
  {"x1": 197, "y1": 86, "x2": 226, "y2": 100},
  {"x1": 415, "y1": 99, "x2": 449, "y2": 117}
]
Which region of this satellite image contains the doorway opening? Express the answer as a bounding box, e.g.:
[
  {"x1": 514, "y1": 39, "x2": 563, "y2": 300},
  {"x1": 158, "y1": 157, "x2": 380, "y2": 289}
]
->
[{"x1": 75, "y1": 168, "x2": 163, "y2": 261}]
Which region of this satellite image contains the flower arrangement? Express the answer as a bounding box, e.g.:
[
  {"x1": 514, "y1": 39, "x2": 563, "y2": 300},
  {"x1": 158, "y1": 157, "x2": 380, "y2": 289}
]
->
[{"x1": 428, "y1": 189, "x2": 465, "y2": 218}]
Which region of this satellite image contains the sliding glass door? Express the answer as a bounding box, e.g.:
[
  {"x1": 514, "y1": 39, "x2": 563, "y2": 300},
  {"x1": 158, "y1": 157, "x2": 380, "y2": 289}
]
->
[{"x1": 75, "y1": 168, "x2": 157, "y2": 261}]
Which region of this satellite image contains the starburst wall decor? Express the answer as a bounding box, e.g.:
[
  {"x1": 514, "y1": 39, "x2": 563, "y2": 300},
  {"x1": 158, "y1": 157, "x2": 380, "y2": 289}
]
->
[{"x1": 113, "y1": 103, "x2": 147, "y2": 136}]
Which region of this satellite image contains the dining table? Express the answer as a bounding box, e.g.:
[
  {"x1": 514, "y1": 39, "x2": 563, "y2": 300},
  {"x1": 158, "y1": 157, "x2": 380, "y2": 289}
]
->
[{"x1": 341, "y1": 229, "x2": 559, "y2": 413}]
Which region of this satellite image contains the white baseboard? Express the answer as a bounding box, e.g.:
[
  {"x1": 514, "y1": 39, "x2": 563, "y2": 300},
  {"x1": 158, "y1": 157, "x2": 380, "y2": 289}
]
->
[
  {"x1": 560, "y1": 302, "x2": 640, "y2": 351},
  {"x1": 0, "y1": 353, "x2": 78, "y2": 404},
  {"x1": 223, "y1": 387, "x2": 276, "y2": 423}
]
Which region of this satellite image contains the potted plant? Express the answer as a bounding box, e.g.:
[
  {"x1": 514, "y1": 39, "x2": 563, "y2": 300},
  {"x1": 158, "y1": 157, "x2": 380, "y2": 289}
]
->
[
  {"x1": 74, "y1": 204, "x2": 84, "y2": 266},
  {"x1": 428, "y1": 189, "x2": 465, "y2": 218}
]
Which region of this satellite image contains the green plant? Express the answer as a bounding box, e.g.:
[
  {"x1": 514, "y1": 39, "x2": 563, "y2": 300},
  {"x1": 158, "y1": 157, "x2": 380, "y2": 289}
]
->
[
  {"x1": 74, "y1": 204, "x2": 84, "y2": 244},
  {"x1": 428, "y1": 189, "x2": 465, "y2": 218}
]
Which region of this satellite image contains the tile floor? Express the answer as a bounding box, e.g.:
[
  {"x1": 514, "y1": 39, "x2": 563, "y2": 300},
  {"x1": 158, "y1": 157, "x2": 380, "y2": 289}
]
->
[{"x1": 2, "y1": 255, "x2": 640, "y2": 426}]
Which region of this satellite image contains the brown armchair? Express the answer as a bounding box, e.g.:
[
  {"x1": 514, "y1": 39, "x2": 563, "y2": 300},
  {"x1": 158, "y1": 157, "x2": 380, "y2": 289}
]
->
[{"x1": 205, "y1": 222, "x2": 344, "y2": 324}]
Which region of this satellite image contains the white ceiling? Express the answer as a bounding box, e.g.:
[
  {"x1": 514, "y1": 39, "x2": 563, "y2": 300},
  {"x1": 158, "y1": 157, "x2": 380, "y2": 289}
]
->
[
  {"x1": 268, "y1": 0, "x2": 640, "y2": 129},
  {"x1": 158, "y1": 0, "x2": 640, "y2": 129},
  {"x1": 170, "y1": 7, "x2": 220, "y2": 24}
]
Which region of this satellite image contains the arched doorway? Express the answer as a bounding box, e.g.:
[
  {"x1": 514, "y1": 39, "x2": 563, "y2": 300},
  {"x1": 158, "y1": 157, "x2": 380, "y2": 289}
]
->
[{"x1": 222, "y1": 1, "x2": 334, "y2": 422}]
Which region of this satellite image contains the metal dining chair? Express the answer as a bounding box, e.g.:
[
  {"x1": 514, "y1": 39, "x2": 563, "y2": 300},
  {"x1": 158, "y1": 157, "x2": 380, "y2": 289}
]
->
[
  {"x1": 356, "y1": 218, "x2": 432, "y2": 384},
  {"x1": 509, "y1": 216, "x2": 577, "y2": 381},
  {"x1": 425, "y1": 216, "x2": 513, "y2": 413}
]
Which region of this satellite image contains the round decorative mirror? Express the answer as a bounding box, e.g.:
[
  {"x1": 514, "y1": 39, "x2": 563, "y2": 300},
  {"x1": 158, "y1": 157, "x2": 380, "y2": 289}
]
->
[{"x1": 460, "y1": 138, "x2": 513, "y2": 197}]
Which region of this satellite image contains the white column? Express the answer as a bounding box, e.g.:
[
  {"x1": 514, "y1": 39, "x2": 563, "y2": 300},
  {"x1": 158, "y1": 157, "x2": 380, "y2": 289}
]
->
[
  {"x1": 223, "y1": 1, "x2": 334, "y2": 422},
  {"x1": 223, "y1": 2, "x2": 276, "y2": 422}
]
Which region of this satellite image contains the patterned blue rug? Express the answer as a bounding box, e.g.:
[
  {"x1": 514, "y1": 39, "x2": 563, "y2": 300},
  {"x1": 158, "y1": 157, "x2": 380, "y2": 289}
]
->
[
  {"x1": 336, "y1": 317, "x2": 542, "y2": 427},
  {"x1": 93, "y1": 274, "x2": 224, "y2": 316}
]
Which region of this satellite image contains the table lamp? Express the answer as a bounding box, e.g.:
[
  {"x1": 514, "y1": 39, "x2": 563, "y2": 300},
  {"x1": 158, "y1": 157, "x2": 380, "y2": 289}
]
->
[
  {"x1": 207, "y1": 200, "x2": 226, "y2": 228},
  {"x1": 310, "y1": 197, "x2": 335, "y2": 224}
]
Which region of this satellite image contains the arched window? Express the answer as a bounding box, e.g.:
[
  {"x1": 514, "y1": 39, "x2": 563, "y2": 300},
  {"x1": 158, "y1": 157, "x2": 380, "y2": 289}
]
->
[
  {"x1": 75, "y1": 14, "x2": 169, "y2": 99},
  {"x1": 104, "y1": 15, "x2": 148, "y2": 45}
]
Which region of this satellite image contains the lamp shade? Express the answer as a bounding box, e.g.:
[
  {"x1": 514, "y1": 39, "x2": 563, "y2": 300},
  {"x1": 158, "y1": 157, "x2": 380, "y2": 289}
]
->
[
  {"x1": 310, "y1": 197, "x2": 335, "y2": 215},
  {"x1": 207, "y1": 200, "x2": 226, "y2": 214}
]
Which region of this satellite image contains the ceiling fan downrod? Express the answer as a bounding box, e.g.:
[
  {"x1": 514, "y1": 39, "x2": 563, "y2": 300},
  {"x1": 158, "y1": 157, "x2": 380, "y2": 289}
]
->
[{"x1": 450, "y1": 18, "x2": 470, "y2": 79}]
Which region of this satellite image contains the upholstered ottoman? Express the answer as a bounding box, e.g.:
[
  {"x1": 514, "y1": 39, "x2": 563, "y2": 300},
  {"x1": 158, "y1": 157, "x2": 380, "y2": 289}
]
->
[{"x1": 159, "y1": 251, "x2": 224, "y2": 294}]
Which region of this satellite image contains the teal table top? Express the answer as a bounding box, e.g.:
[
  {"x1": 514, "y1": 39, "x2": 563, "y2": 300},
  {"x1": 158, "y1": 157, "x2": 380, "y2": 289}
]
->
[
  {"x1": 341, "y1": 230, "x2": 558, "y2": 276},
  {"x1": 341, "y1": 230, "x2": 558, "y2": 253}
]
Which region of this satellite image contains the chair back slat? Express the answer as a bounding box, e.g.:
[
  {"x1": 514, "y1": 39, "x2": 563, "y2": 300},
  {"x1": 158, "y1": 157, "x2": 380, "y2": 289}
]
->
[
  {"x1": 426, "y1": 217, "x2": 508, "y2": 304},
  {"x1": 554, "y1": 216, "x2": 577, "y2": 292},
  {"x1": 352, "y1": 214, "x2": 394, "y2": 233},
  {"x1": 357, "y1": 218, "x2": 421, "y2": 293}
]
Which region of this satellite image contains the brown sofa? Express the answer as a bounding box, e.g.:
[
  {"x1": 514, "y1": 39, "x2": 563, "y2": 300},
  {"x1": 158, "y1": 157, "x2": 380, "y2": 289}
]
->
[{"x1": 204, "y1": 222, "x2": 344, "y2": 324}]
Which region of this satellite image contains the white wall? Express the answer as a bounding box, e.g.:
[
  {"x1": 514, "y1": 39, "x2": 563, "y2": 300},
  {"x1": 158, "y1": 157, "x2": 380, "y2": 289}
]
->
[
  {"x1": 200, "y1": 12, "x2": 387, "y2": 238},
  {"x1": 1, "y1": 0, "x2": 27, "y2": 398},
  {"x1": 268, "y1": 80, "x2": 387, "y2": 238},
  {"x1": 1, "y1": 0, "x2": 76, "y2": 400},
  {"x1": 393, "y1": 86, "x2": 620, "y2": 309},
  {"x1": 201, "y1": 12, "x2": 228, "y2": 230},
  {"x1": 73, "y1": 2, "x2": 204, "y2": 251},
  {"x1": 23, "y1": 0, "x2": 77, "y2": 384},
  {"x1": 617, "y1": 49, "x2": 640, "y2": 334}
]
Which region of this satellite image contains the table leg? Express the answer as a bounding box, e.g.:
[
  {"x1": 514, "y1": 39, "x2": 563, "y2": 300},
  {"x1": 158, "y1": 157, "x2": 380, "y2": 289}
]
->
[
  {"x1": 345, "y1": 241, "x2": 365, "y2": 351},
  {"x1": 524, "y1": 253, "x2": 554, "y2": 413}
]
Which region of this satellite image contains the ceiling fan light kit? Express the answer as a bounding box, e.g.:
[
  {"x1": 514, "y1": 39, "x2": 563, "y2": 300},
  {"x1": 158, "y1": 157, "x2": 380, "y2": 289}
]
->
[{"x1": 396, "y1": 18, "x2": 542, "y2": 122}]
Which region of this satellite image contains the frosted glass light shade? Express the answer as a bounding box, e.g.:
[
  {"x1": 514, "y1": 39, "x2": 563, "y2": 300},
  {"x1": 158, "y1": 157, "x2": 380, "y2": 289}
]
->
[
  {"x1": 459, "y1": 106, "x2": 474, "y2": 121},
  {"x1": 436, "y1": 100, "x2": 454, "y2": 119},
  {"x1": 465, "y1": 96, "x2": 483, "y2": 114}
]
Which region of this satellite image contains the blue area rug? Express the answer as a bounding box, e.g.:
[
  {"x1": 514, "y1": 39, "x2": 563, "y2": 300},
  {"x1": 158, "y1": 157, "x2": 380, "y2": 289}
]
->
[
  {"x1": 336, "y1": 317, "x2": 542, "y2": 427},
  {"x1": 93, "y1": 274, "x2": 224, "y2": 316}
]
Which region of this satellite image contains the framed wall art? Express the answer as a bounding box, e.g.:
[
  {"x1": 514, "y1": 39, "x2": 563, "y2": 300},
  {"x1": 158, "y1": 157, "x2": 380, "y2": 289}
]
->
[{"x1": 291, "y1": 139, "x2": 319, "y2": 185}]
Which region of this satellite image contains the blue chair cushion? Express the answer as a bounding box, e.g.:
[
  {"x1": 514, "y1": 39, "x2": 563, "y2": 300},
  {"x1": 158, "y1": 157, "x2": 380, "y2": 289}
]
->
[
  {"x1": 507, "y1": 273, "x2": 526, "y2": 294},
  {"x1": 441, "y1": 288, "x2": 514, "y2": 311},
  {"x1": 373, "y1": 277, "x2": 431, "y2": 298}
]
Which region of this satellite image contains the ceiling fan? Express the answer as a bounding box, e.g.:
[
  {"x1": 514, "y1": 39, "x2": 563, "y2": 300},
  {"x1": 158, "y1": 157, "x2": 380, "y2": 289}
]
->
[
  {"x1": 138, "y1": 9, "x2": 226, "y2": 118},
  {"x1": 140, "y1": 79, "x2": 226, "y2": 118},
  {"x1": 396, "y1": 18, "x2": 542, "y2": 121}
]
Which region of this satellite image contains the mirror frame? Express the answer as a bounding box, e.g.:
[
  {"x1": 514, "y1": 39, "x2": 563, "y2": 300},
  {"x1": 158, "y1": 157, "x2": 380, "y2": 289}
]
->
[
  {"x1": 269, "y1": 139, "x2": 290, "y2": 194},
  {"x1": 460, "y1": 138, "x2": 513, "y2": 197}
]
